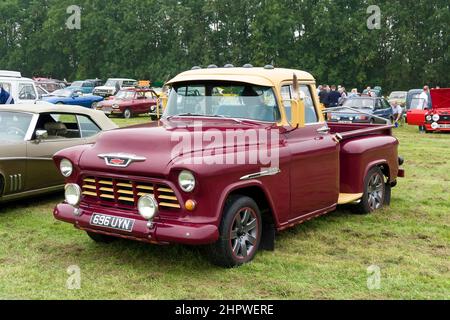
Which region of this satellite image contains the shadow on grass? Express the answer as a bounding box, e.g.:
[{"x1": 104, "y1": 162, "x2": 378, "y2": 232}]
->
[{"x1": 0, "y1": 192, "x2": 63, "y2": 214}]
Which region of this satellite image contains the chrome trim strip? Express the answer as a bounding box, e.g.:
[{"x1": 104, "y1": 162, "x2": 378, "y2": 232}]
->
[{"x1": 240, "y1": 168, "x2": 281, "y2": 181}]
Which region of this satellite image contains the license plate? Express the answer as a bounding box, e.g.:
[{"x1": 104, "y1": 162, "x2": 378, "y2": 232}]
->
[
  {"x1": 339, "y1": 121, "x2": 352, "y2": 124},
  {"x1": 439, "y1": 124, "x2": 450, "y2": 129},
  {"x1": 90, "y1": 214, "x2": 135, "y2": 232}
]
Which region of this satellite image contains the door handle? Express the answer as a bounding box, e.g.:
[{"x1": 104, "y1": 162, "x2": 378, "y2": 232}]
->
[{"x1": 317, "y1": 126, "x2": 330, "y2": 134}]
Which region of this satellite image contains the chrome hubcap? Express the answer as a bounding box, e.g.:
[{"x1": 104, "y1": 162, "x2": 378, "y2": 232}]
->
[
  {"x1": 230, "y1": 208, "x2": 258, "y2": 259},
  {"x1": 367, "y1": 174, "x2": 384, "y2": 210}
]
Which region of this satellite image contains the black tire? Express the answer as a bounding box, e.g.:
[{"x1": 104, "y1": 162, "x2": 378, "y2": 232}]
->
[
  {"x1": 370, "y1": 118, "x2": 375, "y2": 124},
  {"x1": 384, "y1": 183, "x2": 392, "y2": 206},
  {"x1": 354, "y1": 167, "x2": 386, "y2": 214},
  {"x1": 86, "y1": 231, "x2": 117, "y2": 243},
  {"x1": 208, "y1": 195, "x2": 262, "y2": 268},
  {"x1": 123, "y1": 108, "x2": 132, "y2": 119}
]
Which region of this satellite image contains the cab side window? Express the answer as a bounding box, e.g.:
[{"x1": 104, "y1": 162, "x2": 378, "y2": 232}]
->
[
  {"x1": 18, "y1": 83, "x2": 37, "y2": 100},
  {"x1": 282, "y1": 85, "x2": 319, "y2": 123},
  {"x1": 34, "y1": 113, "x2": 81, "y2": 140}
]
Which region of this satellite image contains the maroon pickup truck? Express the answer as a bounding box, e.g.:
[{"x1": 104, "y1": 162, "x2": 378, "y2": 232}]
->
[{"x1": 53, "y1": 67, "x2": 404, "y2": 267}]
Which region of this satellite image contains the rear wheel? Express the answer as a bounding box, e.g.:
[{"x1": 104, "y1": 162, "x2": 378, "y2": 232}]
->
[
  {"x1": 86, "y1": 232, "x2": 117, "y2": 243},
  {"x1": 123, "y1": 108, "x2": 132, "y2": 119},
  {"x1": 354, "y1": 167, "x2": 386, "y2": 214},
  {"x1": 208, "y1": 196, "x2": 262, "y2": 268}
]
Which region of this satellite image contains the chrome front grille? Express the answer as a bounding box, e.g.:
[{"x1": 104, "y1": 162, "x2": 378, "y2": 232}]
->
[{"x1": 81, "y1": 176, "x2": 181, "y2": 210}]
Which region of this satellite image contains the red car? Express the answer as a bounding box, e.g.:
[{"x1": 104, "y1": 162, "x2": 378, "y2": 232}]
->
[
  {"x1": 407, "y1": 88, "x2": 450, "y2": 132},
  {"x1": 96, "y1": 88, "x2": 160, "y2": 119},
  {"x1": 52, "y1": 67, "x2": 404, "y2": 267}
]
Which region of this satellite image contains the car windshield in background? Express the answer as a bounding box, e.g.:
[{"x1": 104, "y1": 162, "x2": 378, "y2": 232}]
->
[
  {"x1": 165, "y1": 82, "x2": 280, "y2": 122},
  {"x1": 390, "y1": 93, "x2": 406, "y2": 99},
  {"x1": 0, "y1": 112, "x2": 33, "y2": 141},
  {"x1": 71, "y1": 81, "x2": 83, "y2": 87},
  {"x1": 123, "y1": 81, "x2": 137, "y2": 87},
  {"x1": 116, "y1": 91, "x2": 135, "y2": 99},
  {"x1": 105, "y1": 80, "x2": 119, "y2": 87},
  {"x1": 50, "y1": 89, "x2": 73, "y2": 97},
  {"x1": 410, "y1": 98, "x2": 426, "y2": 110},
  {"x1": 343, "y1": 98, "x2": 375, "y2": 109}
]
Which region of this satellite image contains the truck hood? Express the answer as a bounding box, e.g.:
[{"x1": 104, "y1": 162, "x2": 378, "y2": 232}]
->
[
  {"x1": 78, "y1": 118, "x2": 281, "y2": 177},
  {"x1": 431, "y1": 89, "x2": 450, "y2": 110}
]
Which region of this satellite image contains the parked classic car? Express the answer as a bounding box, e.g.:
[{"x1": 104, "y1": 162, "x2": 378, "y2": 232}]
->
[
  {"x1": 53, "y1": 66, "x2": 404, "y2": 267},
  {"x1": 96, "y1": 88, "x2": 160, "y2": 119},
  {"x1": 41, "y1": 88, "x2": 104, "y2": 108},
  {"x1": 68, "y1": 80, "x2": 97, "y2": 94},
  {"x1": 327, "y1": 96, "x2": 394, "y2": 124},
  {"x1": 0, "y1": 104, "x2": 117, "y2": 203},
  {"x1": 0, "y1": 70, "x2": 39, "y2": 104},
  {"x1": 388, "y1": 91, "x2": 407, "y2": 107},
  {"x1": 406, "y1": 89, "x2": 432, "y2": 110},
  {"x1": 407, "y1": 88, "x2": 450, "y2": 133},
  {"x1": 93, "y1": 78, "x2": 137, "y2": 98},
  {"x1": 33, "y1": 77, "x2": 67, "y2": 93}
]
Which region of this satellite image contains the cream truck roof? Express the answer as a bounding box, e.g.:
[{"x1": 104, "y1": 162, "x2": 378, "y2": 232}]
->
[{"x1": 167, "y1": 67, "x2": 316, "y2": 87}]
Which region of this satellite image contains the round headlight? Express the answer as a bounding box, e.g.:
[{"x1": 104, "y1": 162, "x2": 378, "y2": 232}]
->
[
  {"x1": 178, "y1": 170, "x2": 196, "y2": 193},
  {"x1": 431, "y1": 122, "x2": 439, "y2": 130},
  {"x1": 60, "y1": 159, "x2": 73, "y2": 177},
  {"x1": 432, "y1": 114, "x2": 440, "y2": 122},
  {"x1": 426, "y1": 115, "x2": 432, "y2": 122},
  {"x1": 65, "y1": 184, "x2": 81, "y2": 206},
  {"x1": 138, "y1": 195, "x2": 159, "y2": 220}
]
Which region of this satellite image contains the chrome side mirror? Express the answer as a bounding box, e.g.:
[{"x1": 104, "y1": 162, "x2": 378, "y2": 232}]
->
[{"x1": 35, "y1": 130, "x2": 48, "y2": 143}]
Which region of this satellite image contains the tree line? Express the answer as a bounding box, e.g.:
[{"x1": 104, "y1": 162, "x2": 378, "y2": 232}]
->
[{"x1": 0, "y1": 0, "x2": 448, "y2": 91}]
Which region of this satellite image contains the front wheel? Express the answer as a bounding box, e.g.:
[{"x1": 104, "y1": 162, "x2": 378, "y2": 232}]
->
[
  {"x1": 208, "y1": 196, "x2": 262, "y2": 268},
  {"x1": 123, "y1": 108, "x2": 132, "y2": 119},
  {"x1": 354, "y1": 167, "x2": 386, "y2": 214}
]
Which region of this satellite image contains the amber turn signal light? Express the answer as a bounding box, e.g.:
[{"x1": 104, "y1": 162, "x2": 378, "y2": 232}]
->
[{"x1": 185, "y1": 200, "x2": 197, "y2": 211}]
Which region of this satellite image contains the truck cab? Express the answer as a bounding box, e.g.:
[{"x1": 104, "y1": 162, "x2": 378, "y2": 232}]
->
[
  {"x1": 53, "y1": 66, "x2": 404, "y2": 267},
  {"x1": 0, "y1": 70, "x2": 39, "y2": 104}
]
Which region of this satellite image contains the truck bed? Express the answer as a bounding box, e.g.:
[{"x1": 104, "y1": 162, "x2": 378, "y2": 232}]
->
[{"x1": 328, "y1": 122, "x2": 394, "y2": 140}]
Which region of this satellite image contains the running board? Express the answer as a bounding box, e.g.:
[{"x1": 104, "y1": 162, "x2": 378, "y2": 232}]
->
[{"x1": 338, "y1": 193, "x2": 363, "y2": 205}]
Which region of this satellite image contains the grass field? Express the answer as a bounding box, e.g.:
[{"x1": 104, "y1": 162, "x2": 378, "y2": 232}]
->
[{"x1": 0, "y1": 117, "x2": 449, "y2": 300}]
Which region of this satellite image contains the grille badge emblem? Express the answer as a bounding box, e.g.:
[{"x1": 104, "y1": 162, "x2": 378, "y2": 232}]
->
[{"x1": 98, "y1": 153, "x2": 146, "y2": 168}]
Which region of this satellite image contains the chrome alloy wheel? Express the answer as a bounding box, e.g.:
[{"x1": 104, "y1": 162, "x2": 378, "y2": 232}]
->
[
  {"x1": 229, "y1": 208, "x2": 259, "y2": 259},
  {"x1": 367, "y1": 173, "x2": 384, "y2": 211}
]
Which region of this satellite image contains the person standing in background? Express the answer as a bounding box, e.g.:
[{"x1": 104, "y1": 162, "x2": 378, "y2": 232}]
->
[
  {"x1": 0, "y1": 85, "x2": 14, "y2": 104},
  {"x1": 327, "y1": 85, "x2": 341, "y2": 108}
]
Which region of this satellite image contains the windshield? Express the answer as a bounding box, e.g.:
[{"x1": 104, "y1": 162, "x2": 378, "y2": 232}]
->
[
  {"x1": 0, "y1": 112, "x2": 33, "y2": 141},
  {"x1": 164, "y1": 82, "x2": 280, "y2": 122},
  {"x1": 410, "y1": 98, "x2": 426, "y2": 110},
  {"x1": 50, "y1": 89, "x2": 73, "y2": 97},
  {"x1": 390, "y1": 92, "x2": 406, "y2": 99},
  {"x1": 71, "y1": 81, "x2": 83, "y2": 87},
  {"x1": 343, "y1": 98, "x2": 374, "y2": 109},
  {"x1": 115, "y1": 90, "x2": 135, "y2": 99},
  {"x1": 105, "y1": 80, "x2": 119, "y2": 87}
]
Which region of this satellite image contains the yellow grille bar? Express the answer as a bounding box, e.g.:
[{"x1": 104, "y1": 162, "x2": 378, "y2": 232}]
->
[
  {"x1": 83, "y1": 185, "x2": 96, "y2": 190},
  {"x1": 83, "y1": 191, "x2": 97, "y2": 196},
  {"x1": 117, "y1": 189, "x2": 134, "y2": 195},
  {"x1": 158, "y1": 188, "x2": 174, "y2": 193},
  {"x1": 137, "y1": 185, "x2": 154, "y2": 191},
  {"x1": 100, "y1": 194, "x2": 114, "y2": 199},
  {"x1": 99, "y1": 180, "x2": 113, "y2": 185},
  {"x1": 158, "y1": 195, "x2": 178, "y2": 201},
  {"x1": 119, "y1": 196, "x2": 134, "y2": 202},
  {"x1": 159, "y1": 202, "x2": 181, "y2": 209}
]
